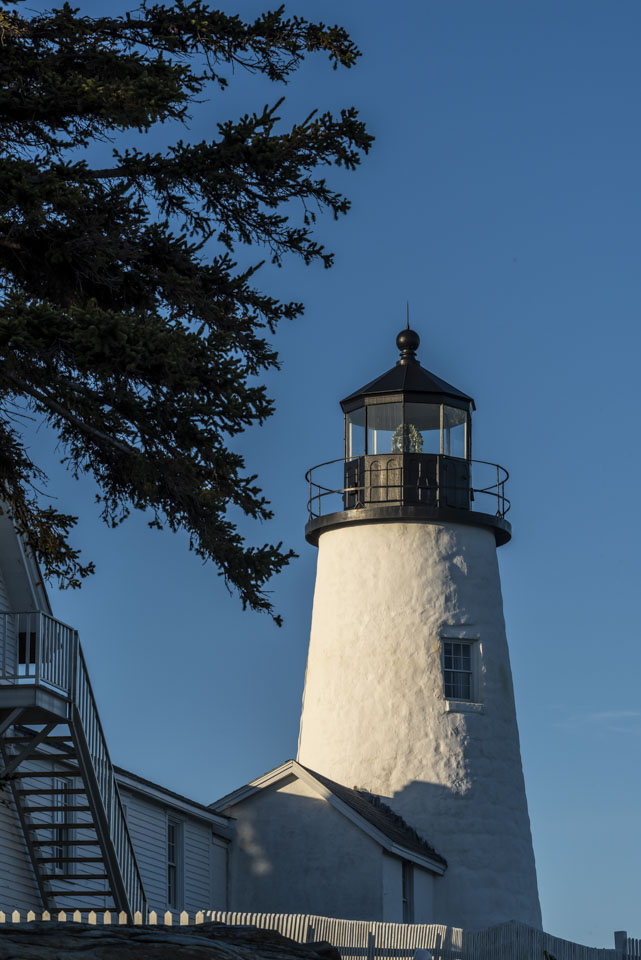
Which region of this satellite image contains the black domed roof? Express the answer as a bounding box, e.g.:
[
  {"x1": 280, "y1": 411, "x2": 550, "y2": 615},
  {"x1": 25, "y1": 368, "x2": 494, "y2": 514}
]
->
[{"x1": 340, "y1": 328, "x2": 475, "y2": 411}]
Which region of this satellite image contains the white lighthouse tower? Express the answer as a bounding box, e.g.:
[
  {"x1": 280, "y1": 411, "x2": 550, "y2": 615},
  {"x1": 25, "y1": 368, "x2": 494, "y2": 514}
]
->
[{"x1": 297, "y1": 327, "x2": 541, "y2": 931}]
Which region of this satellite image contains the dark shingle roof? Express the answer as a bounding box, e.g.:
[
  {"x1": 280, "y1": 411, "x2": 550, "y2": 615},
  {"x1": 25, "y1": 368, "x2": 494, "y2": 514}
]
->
[
  {"x1": 114, "y1": 764, "x2": 231, "y2": 820},
  {"x1": 299, "y1": 764, "x2": 447, "y2": 868},
  {"x1": 340, "y1": 360, "x2": 474, "y2": 411}
]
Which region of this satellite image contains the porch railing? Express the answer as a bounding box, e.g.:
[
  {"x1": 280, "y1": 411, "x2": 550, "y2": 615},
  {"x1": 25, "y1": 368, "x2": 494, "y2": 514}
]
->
[
  {"x1": 0, "y1": 611, "x2": 146, "y2": 917},
  {"x1": 0, "y1": 611, "x2": 76, "y2": 694}
]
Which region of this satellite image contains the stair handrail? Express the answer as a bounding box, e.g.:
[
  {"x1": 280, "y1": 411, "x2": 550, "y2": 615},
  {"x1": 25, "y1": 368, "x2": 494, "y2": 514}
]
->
[
  {"x1": 0, "y1": 610, "x2": 147, "y2": 915},
  {"x1": 71, "y1": 637, "x2": 147, "y2": 917}
]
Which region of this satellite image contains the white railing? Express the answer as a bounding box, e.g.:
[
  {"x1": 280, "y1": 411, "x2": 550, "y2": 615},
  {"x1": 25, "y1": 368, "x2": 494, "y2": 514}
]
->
[
  {"x1": 0, "y1": 611, "x2": 76, "y2": 694},
  {"x1": 73, "y1": 646, "x2": 147, "y2": 917},
  {"x1": 0, "y1": 611, "x2": 146, "y2": 917}
]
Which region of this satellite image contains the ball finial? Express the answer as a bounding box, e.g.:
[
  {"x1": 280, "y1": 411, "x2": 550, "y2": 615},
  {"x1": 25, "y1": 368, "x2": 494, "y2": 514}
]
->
[{"x1": 396, "y1": 327, "x2": 420, "y2": 364}]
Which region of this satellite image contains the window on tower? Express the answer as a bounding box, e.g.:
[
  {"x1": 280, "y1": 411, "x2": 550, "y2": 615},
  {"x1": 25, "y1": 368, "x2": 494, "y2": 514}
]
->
[
  {"x1": 345, "y1": 406, "x2": 366, "y2": 458},
  {"x1": 366, "y1": 402, "x2": 403, "y2": 455},
  {"x1": 443, "y1": 405, "x2": 467, "y2": 459},
  {"x1": 442, "y1": 641, "x2": 474, "y2": 700}
]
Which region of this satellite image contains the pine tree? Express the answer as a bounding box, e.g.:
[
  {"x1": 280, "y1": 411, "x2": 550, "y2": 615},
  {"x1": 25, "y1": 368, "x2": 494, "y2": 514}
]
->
[{"x1": 0, "y1": 0, "x2": 372, "y2": 622}]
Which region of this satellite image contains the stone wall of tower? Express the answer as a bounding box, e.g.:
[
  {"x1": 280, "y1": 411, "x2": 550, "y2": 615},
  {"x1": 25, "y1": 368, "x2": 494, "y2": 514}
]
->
[{"x1": 297, "y1": 520, "x2": 541, "y2": 931}]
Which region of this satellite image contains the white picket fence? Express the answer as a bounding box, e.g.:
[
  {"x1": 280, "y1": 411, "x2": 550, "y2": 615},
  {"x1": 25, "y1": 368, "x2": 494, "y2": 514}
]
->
[
  {"x1": 0, "y1": 909, "x2": 629, "y2": 960},
  {"x1": 616, "y1": 933, "x2": 641, "y2": 960}
]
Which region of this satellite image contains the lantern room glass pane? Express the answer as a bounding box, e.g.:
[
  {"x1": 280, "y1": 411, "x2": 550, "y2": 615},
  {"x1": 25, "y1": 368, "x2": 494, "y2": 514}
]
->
[
  {"x1": 404, "y1": 403, "x2": 441, "y2": 454},
  {"x1": 367, "y1": 402, "x2": 402, "y2": 454},
  {"x1": 443, "y1": 406, "x2": 467, "y2": 459},
  {"x1": 346, "y1": 407, "x2": 366, "y2": 458}
]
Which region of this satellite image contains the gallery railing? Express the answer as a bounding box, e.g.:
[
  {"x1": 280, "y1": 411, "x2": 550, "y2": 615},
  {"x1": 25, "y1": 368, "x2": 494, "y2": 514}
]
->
[{"x1": 306, "y1": 455, "x2": 510, "y2": 521}]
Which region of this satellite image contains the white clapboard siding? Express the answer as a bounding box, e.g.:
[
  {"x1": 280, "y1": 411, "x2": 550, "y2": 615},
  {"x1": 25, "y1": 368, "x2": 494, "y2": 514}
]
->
[
  {"x1": 118, "y1": 787, "x2": 213, "y2": 913},
  {"x1": 210, "y1": 838, "x2": 228, "y2": 910},
  {"x1": 117, "y1": 789, "x2": 168, "y2": 910},
  {"x1": 184, "y1": 819, "x2": 214, "y2": 911},
  {"x1": 0, "y1": 786, "x2": 41, "y2": 911},
  {"x1": 0, "y1": 754, "x2": 111, "y2": 910}
]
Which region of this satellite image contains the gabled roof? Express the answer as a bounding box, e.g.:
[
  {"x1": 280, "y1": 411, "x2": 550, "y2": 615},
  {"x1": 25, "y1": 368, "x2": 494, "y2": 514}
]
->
[
  {"x1": 0, "y1": 509, "x2": 52, "y2": 614},
  {"x1": 114, "y1": 765, "x2": 233, "y2": 836},
  {"x1": 300, "y1": 765, "x2": 447, "y2": 869},
  {"x1": 210, "y1": 759, "x2": 446, "y2": 874},
  {"x1": 341, "y1": 361, "x2": 474, "y2": 411}
]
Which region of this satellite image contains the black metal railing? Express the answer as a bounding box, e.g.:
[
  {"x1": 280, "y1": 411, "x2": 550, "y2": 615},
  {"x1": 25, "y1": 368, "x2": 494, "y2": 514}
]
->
[{"x1": 306, "y1": 455, "x2": 510, "y2": 521}]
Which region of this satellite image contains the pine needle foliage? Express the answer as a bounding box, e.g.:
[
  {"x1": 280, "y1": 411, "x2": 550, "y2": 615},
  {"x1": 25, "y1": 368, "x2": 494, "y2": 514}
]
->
[{"x1": 0, "y1": 0, "x2": 372, "y2": 623}]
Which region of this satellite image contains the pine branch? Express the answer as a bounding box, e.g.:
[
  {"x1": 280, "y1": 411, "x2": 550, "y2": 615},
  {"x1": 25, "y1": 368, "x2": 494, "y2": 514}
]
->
[{"x1": 0, "y1": 0, "x2": 372, "y2": 621}]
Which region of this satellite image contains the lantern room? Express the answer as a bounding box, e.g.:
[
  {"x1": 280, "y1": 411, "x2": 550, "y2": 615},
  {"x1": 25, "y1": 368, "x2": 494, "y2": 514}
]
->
[
  {"x1": 304, "y1": 326, "x2": 511, "y2": 547},
  {"x1": 340, "y1": 327, "x2": 474, "y2": 510}
]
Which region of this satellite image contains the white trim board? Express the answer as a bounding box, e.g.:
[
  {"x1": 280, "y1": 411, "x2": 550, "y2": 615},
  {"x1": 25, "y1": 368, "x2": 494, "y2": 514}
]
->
[{"x1": 116, "y1": 769, "x2": 233, "y2": 838}]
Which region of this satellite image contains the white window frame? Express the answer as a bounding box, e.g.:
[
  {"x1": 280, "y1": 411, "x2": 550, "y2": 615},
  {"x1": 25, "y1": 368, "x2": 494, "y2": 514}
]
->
[
  {"x1": 441, "y1": 639, "x2": 479, "y2": 703},
  {"x1": 167, "y1": 817, "x2": 184, "y2": 909}
]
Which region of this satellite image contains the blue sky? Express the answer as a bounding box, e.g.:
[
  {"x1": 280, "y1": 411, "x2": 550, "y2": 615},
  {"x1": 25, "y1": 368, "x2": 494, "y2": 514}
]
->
[{"x1": 23, "y1": 0, "x2": 641, "y2": 948}]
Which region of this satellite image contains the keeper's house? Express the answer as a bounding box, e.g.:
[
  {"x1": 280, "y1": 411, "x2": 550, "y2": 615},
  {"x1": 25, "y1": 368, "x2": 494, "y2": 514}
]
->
[{"x1": 0, "y1": 509, "x2": 230, "y2": 916}]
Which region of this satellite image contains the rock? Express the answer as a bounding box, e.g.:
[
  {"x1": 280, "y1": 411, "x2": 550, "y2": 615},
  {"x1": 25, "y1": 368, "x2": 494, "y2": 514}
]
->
[{"x1": 0, "y1": 921, "x2": 342, "y2": 960}]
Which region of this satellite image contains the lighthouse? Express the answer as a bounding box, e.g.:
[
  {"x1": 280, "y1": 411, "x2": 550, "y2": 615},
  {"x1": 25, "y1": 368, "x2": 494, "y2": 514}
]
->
[{"x1": 297, "y1": 327, "x2": 542, "y2": 931}]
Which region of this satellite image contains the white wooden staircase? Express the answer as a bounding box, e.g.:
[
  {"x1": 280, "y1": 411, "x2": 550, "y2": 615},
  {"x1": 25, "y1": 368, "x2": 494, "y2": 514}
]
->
[{"x1": 0, "y1": 612, "x2": 146, "y2": 916}]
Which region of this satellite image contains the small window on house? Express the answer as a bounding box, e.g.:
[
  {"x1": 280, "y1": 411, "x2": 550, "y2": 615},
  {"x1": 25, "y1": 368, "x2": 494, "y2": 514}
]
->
[
  {"x1": 167, "y1": 818, "x2": 183, "y2": 909},
  {"x1": 442, "y1": 641, "x2": 473, "y2": 701},
  {"x1": 402, "y1": 860, "x2": 414, "y2": 924}
]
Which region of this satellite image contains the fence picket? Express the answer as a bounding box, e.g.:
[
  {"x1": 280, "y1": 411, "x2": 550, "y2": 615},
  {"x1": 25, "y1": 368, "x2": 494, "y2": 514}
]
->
[{"x1": 0, "y1": 906, "x2": 630, "y2": 959}]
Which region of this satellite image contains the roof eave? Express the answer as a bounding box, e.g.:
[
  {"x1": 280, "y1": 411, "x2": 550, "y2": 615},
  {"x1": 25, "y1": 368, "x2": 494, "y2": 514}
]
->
[
  {"x1": 209, "y1": 759, "x2": 446, "y2": 875},
  {"x1": 340, "y1": 391, "x2": 475, "y2": 413},
  {"x1": 340, "y1": 364, "x2": 475, "y2": 412}
]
